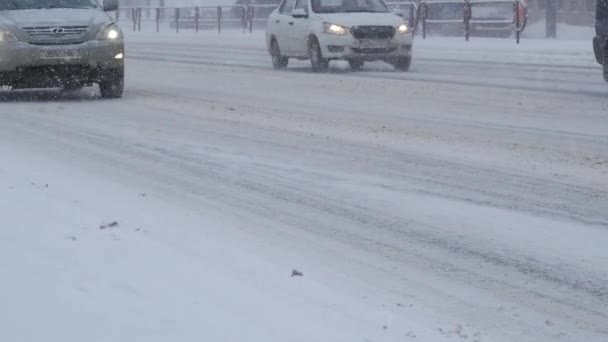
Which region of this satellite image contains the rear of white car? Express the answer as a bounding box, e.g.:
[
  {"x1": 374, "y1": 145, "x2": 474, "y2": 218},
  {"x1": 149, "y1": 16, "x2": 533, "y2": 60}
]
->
[{"x1": 266, "y1": 0, "x2": 413, "y2": 72}]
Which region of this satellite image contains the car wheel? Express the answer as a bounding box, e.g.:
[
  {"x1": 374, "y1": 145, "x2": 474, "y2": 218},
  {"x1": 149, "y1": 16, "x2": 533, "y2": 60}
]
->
[
  {"x1": 309, "y1": 38, "x2": 329, "y2": 73},
  {"x1": 393, "y1": 56, "x2": 411, "y2": 72},
  {"x1": 348, "y1": 59, "x2": 364, "y2": 71},
  {"x1": 271, "y1": 39, "x2": 288, "y2": 70},
  {"x1": 99, "y1": 68, "x2": 124, "y2": 99},
  {"x1": 602, "y1": 49, "x2": 608, "y2": 83}
]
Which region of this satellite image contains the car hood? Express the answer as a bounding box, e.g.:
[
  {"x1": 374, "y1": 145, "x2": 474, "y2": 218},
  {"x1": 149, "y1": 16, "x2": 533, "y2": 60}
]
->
[
  {"x1": 314, "y1": 12, "x2": 404, "y2": 27},
  {"x1": 0, "y1": 8, "x2": 110, "y2": 28}
]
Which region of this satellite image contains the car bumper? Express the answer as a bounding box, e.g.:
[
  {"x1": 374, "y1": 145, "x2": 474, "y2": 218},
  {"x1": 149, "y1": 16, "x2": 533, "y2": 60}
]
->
[
  {"x1": 319, "y1": 33, "x2": 413, "y2": 60},
  {"x1": 0, "y1": 40, "x2": 124, "y2": 72}
]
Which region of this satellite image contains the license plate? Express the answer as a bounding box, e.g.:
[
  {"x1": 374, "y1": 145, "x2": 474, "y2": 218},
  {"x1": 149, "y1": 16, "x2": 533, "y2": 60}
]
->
[
  {"x1": 358, "y1": 39, "x2": 390, "y2": 49},
  {"x1": 40, "y1": 49, "x2": 81, "y2": 59}
]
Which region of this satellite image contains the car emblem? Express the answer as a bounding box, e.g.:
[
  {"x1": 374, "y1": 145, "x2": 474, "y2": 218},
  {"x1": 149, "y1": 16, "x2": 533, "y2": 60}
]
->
[{"x1": 52, "y1": 27, "x2": 65, "y2": 36}]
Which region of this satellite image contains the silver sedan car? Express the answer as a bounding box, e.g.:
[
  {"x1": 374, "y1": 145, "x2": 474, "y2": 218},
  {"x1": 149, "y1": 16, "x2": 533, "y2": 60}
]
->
[{"x1": 0, "y1": 0, "x2": 125, "y2": 98}]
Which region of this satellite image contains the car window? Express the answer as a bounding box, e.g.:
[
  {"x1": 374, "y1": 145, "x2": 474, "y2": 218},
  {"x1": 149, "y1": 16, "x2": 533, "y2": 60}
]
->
[
  {"x1": 295, "y1": 0, "x2": 308, "y2": 12},
  {"x1": 312, "y1": 0, "x2": 389, "y2": 13},
  {"x1": 280, "y1": 0, "x2": 297, "y2": 14}
]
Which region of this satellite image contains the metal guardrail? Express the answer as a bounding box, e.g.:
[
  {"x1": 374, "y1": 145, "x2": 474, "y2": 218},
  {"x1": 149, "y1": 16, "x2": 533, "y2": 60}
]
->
[
  {"x1": 244, "y1": 4, "x2": 278, "y2": 33},
  {"x1": 117, "y1": 4, "x2": 280, "y2": 33},
  {"x1": 118, "y1": 0, "x2": 527, "y2": 43},
  {"x1": 420, "y1": 0, "x2": 527, "y2": 43},
  {"x1": 118, "y1": 5, "x2": 251, "y2": 33}
]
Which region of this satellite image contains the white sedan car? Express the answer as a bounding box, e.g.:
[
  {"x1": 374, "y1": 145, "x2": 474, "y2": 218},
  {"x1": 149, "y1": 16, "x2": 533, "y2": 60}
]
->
[{"x1": 266, "y1": 0, "x2": 414, "y2": 72}]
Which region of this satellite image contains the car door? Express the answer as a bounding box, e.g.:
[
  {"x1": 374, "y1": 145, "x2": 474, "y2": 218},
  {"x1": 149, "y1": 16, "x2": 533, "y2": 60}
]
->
[
  {"x1": 288, "y1": 0, "x2": 311, "y2": 57},
  {"x1": 272, "y1": 0, "x2": 297, "y2": 55}
]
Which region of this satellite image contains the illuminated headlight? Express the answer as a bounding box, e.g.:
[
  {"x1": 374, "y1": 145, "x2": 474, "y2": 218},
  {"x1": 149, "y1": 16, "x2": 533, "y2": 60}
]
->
[
  {"x1": 397, "y1": 24, "x2": 409, "y2": 34},
  {"x1": 323, "y1": 23, "x2": 348, "y2": 35},
  {"x1": 107, "y1": 29, "x2": 119, "y2": 39},
  {"x1": 97, "y1": 24, "x2": 122, "y2": 40},
  {"x1": 0, "y1": 28, "x2": 18, "y2": 43}
]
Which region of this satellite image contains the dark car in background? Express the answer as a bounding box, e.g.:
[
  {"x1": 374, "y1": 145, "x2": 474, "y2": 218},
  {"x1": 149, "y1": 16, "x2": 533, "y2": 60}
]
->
[{"x1": 594, "y1": 0, "x2": 608, "y2": 81}]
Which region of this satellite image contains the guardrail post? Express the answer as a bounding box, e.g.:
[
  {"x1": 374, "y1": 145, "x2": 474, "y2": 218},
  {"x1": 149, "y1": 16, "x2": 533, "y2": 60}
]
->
[
  {"x1": 132, "y1": 8, "x2": 137, "y2": 31},
  {"x1": 464, "y1": 1, "x2": 471, "y2": 41},
  {"x1": 241, "y1": 6, "x2": 247, "y2": 33},
  {"x1": 175, "y1": 8, "x2": 180, "y2": 32},
  {"x1": 137, "y1": 8, "x2": 142, "y2": 32},
  {"x1": 156, "y1": 8, "x2": 160, "y2": 32},
  {"x1": 421, "y1": 2, "x2": 427, "y2": 39},
  {"x1": 195, "y1": 7, "x2": 200, "y2": 32},
  {"x1": 545, "y1": 0, "x2": 556, "y2": 38},
  {"x1": 217, "y1": 6, "x2": 222, "y2": 33},
  {"x1": 514, "y1": 1, "x2": 520, "y2": 44},
  {"x1": 248, "y1": 5, "x2": 254, "y2": 33}
]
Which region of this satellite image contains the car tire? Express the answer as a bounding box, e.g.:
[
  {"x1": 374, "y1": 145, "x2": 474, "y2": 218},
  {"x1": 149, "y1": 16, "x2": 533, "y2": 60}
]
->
[
  {"x1": 348, "y1": 59, "x2": 364, "y2": 71},
  {"x1": 99, "y1": 68, "x2": 124, "y2": 99},
  {"x1": 393, "y1": 56, "x2": 411, "y2": 72},
  {"x1": 593, "y1": 37, "x2": 604, "y2": 65},
  {"x1": 309, "y1": 38, "x2": 329, "y2": 73},
  {"x1": 602, "y1": 49, "x2": 608, "y2": 83},
  {"x1": 271, "y1": 39, "x2": 289, "y2": 70}
]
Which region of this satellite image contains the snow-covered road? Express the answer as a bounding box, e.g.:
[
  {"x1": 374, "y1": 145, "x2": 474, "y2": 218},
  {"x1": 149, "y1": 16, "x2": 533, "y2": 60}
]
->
[
  {"x1": 1, "y1": 32, "x2": 607, "y2": 341},
  {"x1": 125, "y1": 31, "x2": 602, "y2": 96}
]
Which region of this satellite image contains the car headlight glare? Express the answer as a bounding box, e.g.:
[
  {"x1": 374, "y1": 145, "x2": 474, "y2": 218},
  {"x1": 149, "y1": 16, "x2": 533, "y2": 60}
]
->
[
  {"x1": 107, "y1": 29, "x2": 119, "y2": 39},
  {"x1": 397, "y1": 24, "x2": 409, "y2": 34},
  {"x1": 324, "y1": 23, "x2": 348, "y2": 35},
  {"x1": 0, "y1": 29, "x2": 18, "y2": 43},
  {"x1": 97, "y1": 24, "x2": 122, "y2": 40}
]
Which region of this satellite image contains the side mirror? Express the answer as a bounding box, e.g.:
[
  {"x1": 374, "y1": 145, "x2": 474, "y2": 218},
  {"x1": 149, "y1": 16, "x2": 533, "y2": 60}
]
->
[
  {"x1": 103, "y1": 0, "x2": 119, "y2": 12},
  {"x1": 292, "y1": 8, "x2": 308, "y2": 18}
]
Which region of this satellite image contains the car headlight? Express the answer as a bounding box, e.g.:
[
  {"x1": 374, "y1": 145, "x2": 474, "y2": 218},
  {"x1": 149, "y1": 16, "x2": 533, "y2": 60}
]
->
[
  {"x1": 323, "y1": 23, "x2": 348, "y2": 35},
  {"x1": 397, "y1": 23, "x2": 409, "y2": 34},
  {"x1": 0, "y1": 28, "x2": 18, "y2": 43},
  {"x1": 97, "y1": 24, "x2": 122, "y2": 41}
]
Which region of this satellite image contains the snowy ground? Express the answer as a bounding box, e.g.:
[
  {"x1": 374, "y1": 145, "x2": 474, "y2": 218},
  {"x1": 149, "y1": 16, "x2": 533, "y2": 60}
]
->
[
  {"x1": 1, "y1": 28, "x2": 607, "y2": 341},
  {"x1": 523, "y1": 21, "x2": 595, "y2": 41}
]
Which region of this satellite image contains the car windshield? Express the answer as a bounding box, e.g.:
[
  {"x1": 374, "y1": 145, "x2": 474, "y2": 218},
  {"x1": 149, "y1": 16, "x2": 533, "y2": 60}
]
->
[
  {"x1": 312, "y1": 0, "x2": 389, "y2": 13},
  {"x1": 0, "y1": 0, "x2": 99, "y2": 10}
]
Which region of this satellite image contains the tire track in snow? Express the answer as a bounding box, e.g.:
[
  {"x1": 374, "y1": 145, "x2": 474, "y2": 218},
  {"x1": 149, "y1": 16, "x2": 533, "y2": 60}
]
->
[{"x1": 126, "y1": 46, "x2": 608, "y2": 98}]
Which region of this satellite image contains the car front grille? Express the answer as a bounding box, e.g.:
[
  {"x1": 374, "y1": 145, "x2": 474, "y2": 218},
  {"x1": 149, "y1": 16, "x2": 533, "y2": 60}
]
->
[
  {"x1": 22, "y1": 25, "x2": 89, "y2": 44},
  {"x1": 351, "y1": 47, "x2": 397, "y2": 54},
  {"x1": 11, "y1": 65, "x2": 95, "y2": 89},
  {"x1": 350, "y1": 26, "x2": 396, "y2": 40}
]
